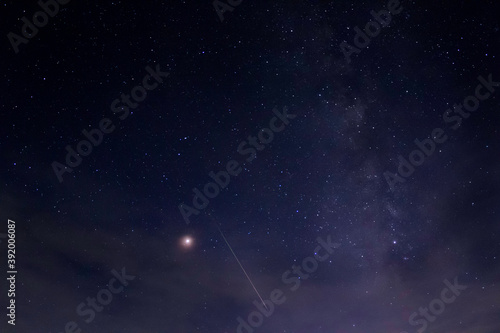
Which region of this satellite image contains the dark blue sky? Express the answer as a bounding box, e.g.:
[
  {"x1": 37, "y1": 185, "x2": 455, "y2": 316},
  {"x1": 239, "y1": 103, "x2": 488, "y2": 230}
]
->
[{"x1": 0, "y1": 0, "x2": 499, "y2": 332}]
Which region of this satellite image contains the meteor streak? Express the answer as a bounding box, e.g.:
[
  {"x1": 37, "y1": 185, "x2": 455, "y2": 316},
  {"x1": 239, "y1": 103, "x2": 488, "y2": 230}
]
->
[{"x1": 213, "y1": 221, "x2": 268, "y2": 310}]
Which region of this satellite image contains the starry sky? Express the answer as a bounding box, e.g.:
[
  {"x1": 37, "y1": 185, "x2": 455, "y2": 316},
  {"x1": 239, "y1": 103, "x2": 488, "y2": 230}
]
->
[{"x1": 1, "y1": 0, "x2": 499, "y2": 332}]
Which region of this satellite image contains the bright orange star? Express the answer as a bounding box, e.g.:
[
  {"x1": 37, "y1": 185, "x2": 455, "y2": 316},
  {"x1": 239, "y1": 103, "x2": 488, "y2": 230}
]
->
[{"x1": 180, "y1": 235, "x2": 194, "y2": 249}]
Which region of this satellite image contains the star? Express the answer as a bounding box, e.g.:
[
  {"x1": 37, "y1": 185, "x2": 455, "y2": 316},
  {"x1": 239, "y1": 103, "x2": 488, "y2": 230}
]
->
[{"x1": 180, "y1": 236, "x2": 194, "y2": 249}]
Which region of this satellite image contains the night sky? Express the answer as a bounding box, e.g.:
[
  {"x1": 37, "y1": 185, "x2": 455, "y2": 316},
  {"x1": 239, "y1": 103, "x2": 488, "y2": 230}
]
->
[{"x1": 1, "y1": 0, "x2": 499, "y2": 332}]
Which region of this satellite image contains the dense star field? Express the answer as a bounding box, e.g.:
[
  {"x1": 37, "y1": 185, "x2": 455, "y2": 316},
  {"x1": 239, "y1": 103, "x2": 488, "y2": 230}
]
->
[{"x1": 0, "y1": 0, "x2": 499, "y2": 332}]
